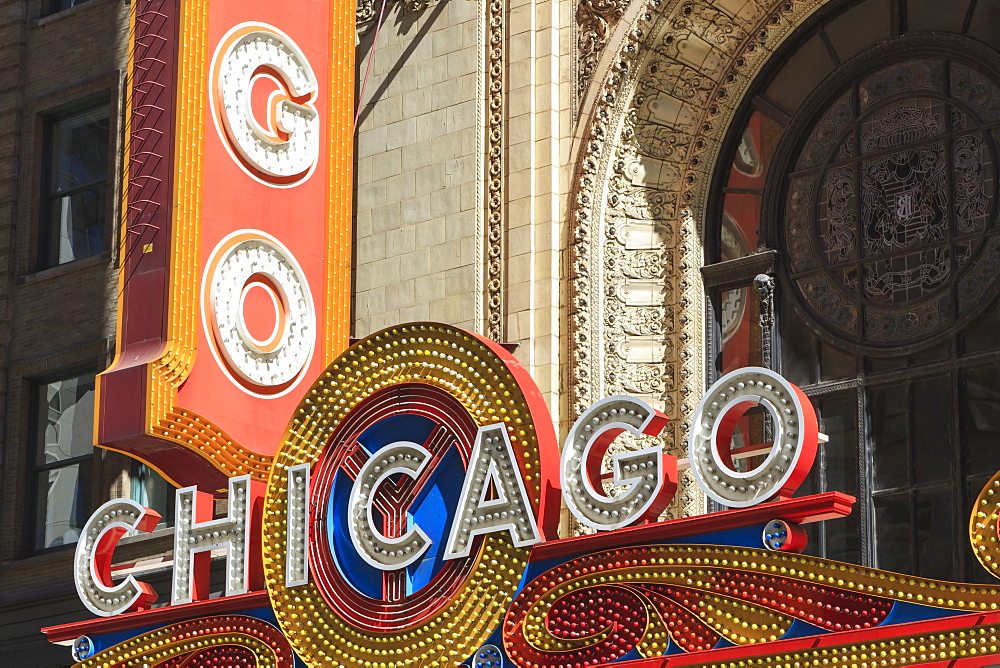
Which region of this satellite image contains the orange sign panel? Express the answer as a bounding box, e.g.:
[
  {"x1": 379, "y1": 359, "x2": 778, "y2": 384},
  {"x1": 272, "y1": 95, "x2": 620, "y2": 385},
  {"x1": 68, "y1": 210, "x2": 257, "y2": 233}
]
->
[{"x1": 97, "y1": 0, "x2": 355, "y2": 490}]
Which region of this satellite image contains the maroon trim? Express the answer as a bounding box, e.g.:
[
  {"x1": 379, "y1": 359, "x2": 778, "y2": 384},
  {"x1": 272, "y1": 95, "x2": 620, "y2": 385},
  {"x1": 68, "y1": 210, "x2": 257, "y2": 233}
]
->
[
  {"x1": 96, "y1": 0, "x2": 196, "y2": 476},
  {"x1": 529, "y1": 492, "x2": 856, "y2": 562}
]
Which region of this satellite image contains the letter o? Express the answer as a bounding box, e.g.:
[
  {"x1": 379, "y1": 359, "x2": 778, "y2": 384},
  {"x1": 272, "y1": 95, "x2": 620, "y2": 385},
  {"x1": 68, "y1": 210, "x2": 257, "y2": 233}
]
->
[
  {"x1": 688, "y1": 367, "x2": 819, "y2": 508},
  {"x1": 202, "y1": 231, "x2": 315, "y2": 396}
]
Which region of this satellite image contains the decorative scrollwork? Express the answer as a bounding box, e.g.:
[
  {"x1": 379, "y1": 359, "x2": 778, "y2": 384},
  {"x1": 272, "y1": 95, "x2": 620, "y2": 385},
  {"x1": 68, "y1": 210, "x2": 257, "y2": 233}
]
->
[
  {"x1": 74, "y1": 616, "x2": 294, "y2": 667},
  {"x1": 781, "y1": 48, "x2": 1000, "y2": 351},
  {"x1": 357, "y1": 0, "x2": 425, "y2": 24},
  {"x1": 578, "y1": 0, "x2": 629, "y2": 98},
  {"x1": 485, "y1": 0, "x2": 504, "y2": 341},
  {"x1": 502, "y1": 543, "x2": 1000, "y2": 665}
]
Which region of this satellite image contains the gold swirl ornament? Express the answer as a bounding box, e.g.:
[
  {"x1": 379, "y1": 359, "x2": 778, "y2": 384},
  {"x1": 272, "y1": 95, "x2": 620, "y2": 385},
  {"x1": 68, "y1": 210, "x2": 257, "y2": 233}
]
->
[{"x1": 971, "y1": 470, "x2": 1000, "y2": 578}]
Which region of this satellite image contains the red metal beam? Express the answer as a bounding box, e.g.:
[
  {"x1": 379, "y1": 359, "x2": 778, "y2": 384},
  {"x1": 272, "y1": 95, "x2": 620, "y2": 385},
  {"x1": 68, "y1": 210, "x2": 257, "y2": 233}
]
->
[
  {"x1": 530, "y1": 492, "x2": 855, "y2": 562},
  {"x1": 41, "y1": 591, "x2": 270, "y2": 644},
  {"x1": 606, "y1": 610, "x2": 1000, "y2": 666}
]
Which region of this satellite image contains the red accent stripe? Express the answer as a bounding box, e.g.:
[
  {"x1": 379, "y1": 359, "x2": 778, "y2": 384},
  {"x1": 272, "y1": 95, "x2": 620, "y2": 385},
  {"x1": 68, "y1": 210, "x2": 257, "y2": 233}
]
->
[
  {"x1": 529, "y1": 492, "x2": 856, "y2": 562},
  {"x1": 605, "y1": 610, "x2": 1000, "y2": 666},
  {"x1": 40, "y1": 591, "x2": 271, "y2": 644}
]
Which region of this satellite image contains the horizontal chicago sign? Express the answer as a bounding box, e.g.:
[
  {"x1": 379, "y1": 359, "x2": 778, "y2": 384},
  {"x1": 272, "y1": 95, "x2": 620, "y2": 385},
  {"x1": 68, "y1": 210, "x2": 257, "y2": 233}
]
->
[{"x1": 65, "y1": 323, "x2": 839, "y2": 667}]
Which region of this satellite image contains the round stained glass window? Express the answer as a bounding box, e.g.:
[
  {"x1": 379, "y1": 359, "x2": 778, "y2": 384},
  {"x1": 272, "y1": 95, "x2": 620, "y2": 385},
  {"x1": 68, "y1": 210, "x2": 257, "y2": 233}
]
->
[{"x1": 779, "y1": 40, "x2": 1000, "y2": 353}]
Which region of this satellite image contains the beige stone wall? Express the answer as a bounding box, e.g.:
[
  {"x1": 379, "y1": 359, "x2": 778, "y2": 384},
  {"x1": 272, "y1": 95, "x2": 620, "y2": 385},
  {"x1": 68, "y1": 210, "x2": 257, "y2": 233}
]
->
[
  {"x1": 353, "y1": 0, "x2": 484, "y2": 336},
  {"x1": 503, "y1": 0, "x2": 572, "y2": 427},
  {"x1": 351, "y1": 0, "x2": 575, "y2": 435}
]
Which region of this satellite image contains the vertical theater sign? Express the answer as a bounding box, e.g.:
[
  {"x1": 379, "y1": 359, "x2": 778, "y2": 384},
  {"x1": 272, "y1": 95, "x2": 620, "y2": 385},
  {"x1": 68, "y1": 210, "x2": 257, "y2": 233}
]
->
[
  {"x1": 94, "y1": 0, "x2": 354, "y2": 490},
  {"x1": 40, "y1": 1, "x2": 1000, "y2": 667}
]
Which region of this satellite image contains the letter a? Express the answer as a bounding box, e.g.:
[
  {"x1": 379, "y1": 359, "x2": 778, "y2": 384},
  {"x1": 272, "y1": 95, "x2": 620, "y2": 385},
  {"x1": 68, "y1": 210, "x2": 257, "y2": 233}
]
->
[{"x1": 444, "y1": 424, "x2": 541, "y2": 560}]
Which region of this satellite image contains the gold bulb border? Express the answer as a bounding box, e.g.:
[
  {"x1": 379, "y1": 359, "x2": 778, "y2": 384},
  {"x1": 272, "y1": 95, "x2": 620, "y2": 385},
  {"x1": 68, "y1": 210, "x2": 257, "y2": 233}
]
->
[
  {"x1": 262, "y1": 323, "x2": 547, "y2": 668},
  {"x1": 72, "y1": 615, "x2": 292, "y2": 667},
  {"x1": 505, "y1": 543, "x2": 1000, "y2": 662}
]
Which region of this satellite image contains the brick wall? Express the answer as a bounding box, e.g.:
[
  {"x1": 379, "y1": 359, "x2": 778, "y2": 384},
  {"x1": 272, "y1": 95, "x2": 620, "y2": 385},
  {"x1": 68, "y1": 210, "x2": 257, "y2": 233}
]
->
[{"x1": 0, "y1": 0, "x2": 131, "y2": 663}]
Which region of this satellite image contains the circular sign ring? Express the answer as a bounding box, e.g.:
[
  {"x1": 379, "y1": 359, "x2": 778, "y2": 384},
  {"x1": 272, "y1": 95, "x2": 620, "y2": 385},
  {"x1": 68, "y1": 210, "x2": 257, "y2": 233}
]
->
[
  {"x1": 308, "y1": 383, "x2": 480, "y2": 630},
  {"x1": 262, "y1": 323, "x2": 557, "y2": 668}
]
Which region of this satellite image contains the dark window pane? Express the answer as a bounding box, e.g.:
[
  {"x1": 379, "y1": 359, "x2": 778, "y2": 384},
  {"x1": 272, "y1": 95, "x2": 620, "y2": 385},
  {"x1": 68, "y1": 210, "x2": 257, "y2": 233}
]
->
[
  {"x1": 914, "y1": 486, "x2": 955, "y2": 580},
  {"x1": 912, "y1": 376, "x2": 952, "y2": 485},
  {"x1": 874, "y1": 492, "x2": 913, "y2": 573},
  {"x1": 825, "y1": 505, "x2": 862, "y2": 565},
  {"x1": 909, "y1": 345, "x2": 948, "y2": 366},
  {"x1": 43, "y1": 104, "x2": 109, "y2": 267},
  {"x1": 35, "y1": 374, "x2": 95, "y2": 466},
  {"x1": 963, "y1": 367, "x2": 1000, "y2": 476},
  {"x1": 871, "y1": 384, "x2": 909, "y2": 491},
  {"x1": 817, "y1": 394, "x2": 860, "y2": 496},
  {"x1": 963, "y1": 298, "x2": 1000, "y2": 354},
  {"x1": 815, "y1": 394, "x2": 862, "y2": 564},
  {"x1": 866, "y1": 356, "x2": 907, "y2": 373},
  {"x1": 968, "y1": 0, "x2": 1000, "y2": 54},
  {"x1": 819, "y1": 342, "x2": 856, "y2": 381},
  {"x1": 47, "y1": 188, "x2": 107, "y2": 266},
  {"x1": 779, "y1": 292, "x2": 817, "y2": 387},
  {"x1": 35, "y1": 462, "x2": 91, "y2": 550},
  {"x1": 49, "y1": 0, "x2": 93, "y2": 14},
  {"x1": 824, "y1": 0, "x2": 892, "y2": 63},
  {"x1": 907, "y1": 0, "x2": 970, "y2": 32},
  {"x1": 50, "y1": 107, "x2": 109, "y2": 192},
  {"x1": 765, "y1": 35, "x2": 836, "y2": 114},
  {"x1": 797, "y1": 464, "x2": 819, "y2": 498}
]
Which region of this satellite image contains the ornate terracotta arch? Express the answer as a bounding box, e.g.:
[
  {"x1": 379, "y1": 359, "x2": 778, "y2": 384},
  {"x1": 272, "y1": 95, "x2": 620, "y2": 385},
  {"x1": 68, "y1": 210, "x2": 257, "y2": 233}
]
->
[{"x1": 568, "y1": 0, "x2": 836, "y2": 519}]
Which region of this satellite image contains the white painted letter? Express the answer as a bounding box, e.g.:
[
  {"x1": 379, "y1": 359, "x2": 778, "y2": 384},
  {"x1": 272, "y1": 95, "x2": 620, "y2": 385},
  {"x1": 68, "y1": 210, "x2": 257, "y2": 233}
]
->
[
  {"x1": 172, "y1": 476, "x2": 263, "y2": 605},
  {"x1": 444, "y1": 424, "x2": 540, "y2": 560},
  {"x1": 349, "y1": 442, "x2": 432, "y2": 570},
  {"x1": 561, "y1": 395, "x2": 675, "y2": 531},
  {"x1": 74, "y1": 499, "x2": 160, "y2": 617},
  {"x1": 688, "y1": 367, "x2": 820, "y2": 508},
  {"x1": 285, "y1": 463, "x2": 310, "y2": 586},
  {"x1": 211, "y1": 23, "x2": 319, "y2": 185}
]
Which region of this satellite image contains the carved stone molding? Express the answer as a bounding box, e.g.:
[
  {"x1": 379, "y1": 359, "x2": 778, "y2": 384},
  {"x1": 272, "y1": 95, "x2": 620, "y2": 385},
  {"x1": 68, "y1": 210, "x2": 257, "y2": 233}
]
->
[
  {"x1": 357, "y1": 0, "x2": 377, "y2": 23},
  {"x1": 700, "y1": 249, "x2": 778, "y2": 289},
  {"x1": 578, "y1": 0, "x2": 632, "y2": 100},
  {"x1": 485, "y1": 0, "x2": 504, "y2": 341},
  {"x1": 357, "y1": 0, "x2": 426, "y2": 25},
  {"x1": 569, "y1": 0, "x2": 836, "y2": 521}
]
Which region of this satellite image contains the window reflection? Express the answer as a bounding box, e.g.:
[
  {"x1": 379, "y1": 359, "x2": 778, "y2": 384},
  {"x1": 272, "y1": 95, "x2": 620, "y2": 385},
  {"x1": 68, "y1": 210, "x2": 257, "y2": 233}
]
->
[
  {"x1": 43, "y1": 104, "x2": 109, "y2": 268},
  {"x1": 48, "y1": 0, "x2": 94, "y2": 14},
  {"x1": 32, "y1": 373, "x2": 95, "y2": 550},
  {"x1": 130, "y1": 461, "x2": 175, "y2": 528},
  {"x1": 709, "y1": 23, "x2": 1000, "y2": 582}
]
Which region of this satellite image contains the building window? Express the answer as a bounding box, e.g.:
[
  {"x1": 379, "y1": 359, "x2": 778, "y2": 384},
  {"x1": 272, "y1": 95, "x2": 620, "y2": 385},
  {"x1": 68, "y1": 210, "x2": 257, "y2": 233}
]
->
[
  {"x1": 129, "y1": 460, "x2": 175, "y2": 528},
  {"x1": 41, "y1": 102, "x2": 110, "y2": 269},
  {"x1": 30, "y1": 372, "x2": 96, "y2": 551},
  {"x1": 706, "y1": 6, "x2": 1000, "y2": 583},
  {"x1": 47, "y1": 0, "x2": 94, "y2": 15}
]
